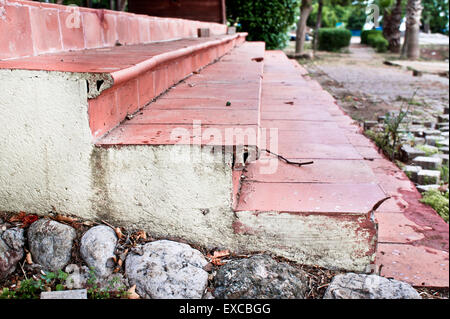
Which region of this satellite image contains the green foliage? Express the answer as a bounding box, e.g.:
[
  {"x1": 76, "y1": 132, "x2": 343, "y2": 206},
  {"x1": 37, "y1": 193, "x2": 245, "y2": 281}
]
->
[
  {"x1": 422, "y1": 0, "x2": 449, "y2": 34},
  {"x1": 0, "y1": 270, "x2": 71, "y2": 299},
  {"x1": 420, "y1": 190, "x2": 449, "y2": 223},
  {"x1": 367, "y1": 33, "x2": 389, "y2": 52},
  {"x1": 365, "y1": 94, "x2": 414, "y2": 160},
  {"x1": 308, "y1": 3, "x2": 352, "y2": 28},
  {"x1": 86, "y1": 267, "x2": 128, "y2": 299},
  {"x1": 361, "y1": 30, "x2": 382, "y2": 44},
  {"x1": 441, "y1": 165, "x2": 449, "y2": 184},
  {"x1": 417, "y1": 144, "x2": 439, "y2": 156},
  {"x1": 226, "y1": 0, "x2": 299, "y2": 50},
  {"x1": 0, "y1": 279, "x2": 44, "y2": 299},
  {"x1": 317, "y1": 28, "x2": 351, "y2": 51},
  {"x1": 346, "y1": 7, "x2": 367, "y2": 30}
]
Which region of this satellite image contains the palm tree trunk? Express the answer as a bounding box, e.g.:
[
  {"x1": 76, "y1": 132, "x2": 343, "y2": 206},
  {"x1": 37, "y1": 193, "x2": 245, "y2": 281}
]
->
[
  {"x1": 295, "y1": 0, "x2": 313, "y2": 55},
  {"x1": 382, "y1": 0, "x2": 403, "y2": 53},
  {"x1": 405, "y1": 0, "x2": 423, "y2": 60}
]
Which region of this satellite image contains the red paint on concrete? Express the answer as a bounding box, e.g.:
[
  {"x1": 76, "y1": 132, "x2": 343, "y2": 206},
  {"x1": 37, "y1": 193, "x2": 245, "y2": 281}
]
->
[
  {"x1": 235, "y1": 50, "x2": 448, "y2": 287},
  {"x1": 0, "y1": 0, "x2": 228, "y2": 60},
  {"x1": 236, "y1": 182, "x2": 386, "y2": 214},
  {"x1": 98, "y1": 42, "x2": 265, "y2": 145},
  {"x1": 377, "y1": 244, "x2": 448, "y2": 287}
]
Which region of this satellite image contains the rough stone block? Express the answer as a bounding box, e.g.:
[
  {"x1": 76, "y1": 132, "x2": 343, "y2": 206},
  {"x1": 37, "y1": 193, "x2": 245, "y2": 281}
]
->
[
  {"x1": 40, "y1": 289, "x2": 87, "y2": 299},
  {"x1": 412, "y1": 156, "x2": 442, "y2": 170},
  {"x1": 413, "y1": 137, "x2": 425, "y2": 145},
  {"x1": 402, "y1": 165, "x2": 421, "y2": 183},
  {"x1": 438, "y1": 114, "x2": 449, "y2": 123},
  {"x1": 417, "y1": 170, "x2": 441, "y2": 185},
  {"x1": 425, "y1": 135, "x2": 442, "y2": 146},
  {"x1": 433, "y1": 153, "x2": 449, "y2": 166},
  {"x1": 423, "y1": 121, "x2": 435, "y2": 129},
  {"x1": 438, "y1": 146, "x2": 449, "y2": 155},
  {"x1": 401, "y1": 145, "x2": 425, "y2": 163},
  {"x1": 436, "y1": 122, "x2": 449, "y2": 129},
  {"x1": 436, "y1": 139, "x2": 449, "y2": 147},
  {"x1": 364, "y1": 121, "x2": 378, "y2": 130},
  {"x1": 423, "y1": 129, "x2": 441, "y2": 137},
  {"x1": 416, "y1": 184, "x2": 441, "y2": 193}
]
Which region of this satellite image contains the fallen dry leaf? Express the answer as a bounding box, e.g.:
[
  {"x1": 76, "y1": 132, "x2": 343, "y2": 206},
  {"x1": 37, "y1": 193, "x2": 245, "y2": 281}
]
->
[
  {"x1": 127, "y1": 285, "x2": 140, "y2": 299},
  {"x1": 53, "y1": 215, "x2": 78, "y2": 223},
  {"x1": 136, "y1": 230, "x2": 147, "y2": 241},
  {"x1": 25, "y1": 252, "x2": 33, "y2": 265},
  {"x1": 115, "y1": 227, "x2": 124, "y2": 239},
  {"x1": 207, "y1": 249, "x2": 230, "y2": 266},
  {"x1": 213, "y1": 250, "x2": 230, "y2": 258},
  {"x1": 9, "y1": 211, "x2": 27, "y2": 222}
]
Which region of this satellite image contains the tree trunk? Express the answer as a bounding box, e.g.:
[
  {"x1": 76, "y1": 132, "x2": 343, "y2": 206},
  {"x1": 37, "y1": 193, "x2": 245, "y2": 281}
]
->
[
  {"x1": 313, "y1": 0, "x2": 323, "y2": 53},
  {"x1": 118, "y1": 0, "x2": 128, "y2": 11},
  {"x1": 405, "y1": 0, "x2": 423, "y2": 60},
  {"x1": 295, "y1": 0, "x2": 313, "y2": 55},
  {"x1": 401, "y1": 28, "x2": 409, "y2": 58},
  {"x1": 382, "y1": 0, "x2": 403, "y2": 53}
]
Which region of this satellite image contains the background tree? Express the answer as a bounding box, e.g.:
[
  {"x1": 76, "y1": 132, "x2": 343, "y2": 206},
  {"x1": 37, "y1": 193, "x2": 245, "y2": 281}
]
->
[
  {"x1": 227, "y1": 0, "x2": 299, "y2": 50},
  {"x1": 382, "y1": 0, "x2": 404, "y2": 52},
  {"x1": 401, "y1": 0, "x2": 423, "y2": 59},
  {"x1": 346, "y1": 6, "x2": 367, "y2": 30},
  {"x1": 295, "y1": 0, "x2": 313, "y2": 55},
  {"x1": 421, "y1": 0, "x2": 449, "y2": 34}
]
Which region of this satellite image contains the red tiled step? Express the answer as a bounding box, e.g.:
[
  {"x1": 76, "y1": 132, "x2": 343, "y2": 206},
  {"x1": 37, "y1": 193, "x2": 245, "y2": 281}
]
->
[
  {"x1": 236, "y1": 181, "x2": 386, "y2": 214},
  {"x1": 0, "y1": 0, "x2": 227, "y2": 60},
  {"x1": 231, "y1": 50, "x2": 388, "y2": 271},
  {"x1": 98, "y1": 42, "x2": 265, "y2": 147},
  {"x1": 0, "y1": 33, "x2": 246, "y2": 139}
]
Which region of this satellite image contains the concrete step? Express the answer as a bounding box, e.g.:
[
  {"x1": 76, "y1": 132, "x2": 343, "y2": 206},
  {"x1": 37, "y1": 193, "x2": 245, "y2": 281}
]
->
[
  {"x1": 88, "y1": 42, "x2": 266, "y2": 254},
  {"x1": 232, "y1": 51, "x2": 387, "y2": 271}
]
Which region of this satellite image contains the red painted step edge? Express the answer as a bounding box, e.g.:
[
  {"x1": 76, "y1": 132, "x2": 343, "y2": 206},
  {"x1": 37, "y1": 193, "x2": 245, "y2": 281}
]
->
[
  {"x1": 0, "y1": 0, "x2": 228, "y2": 60},
  {"x1": 89, "y1": 34, "x2": 247, "y2": 139}
]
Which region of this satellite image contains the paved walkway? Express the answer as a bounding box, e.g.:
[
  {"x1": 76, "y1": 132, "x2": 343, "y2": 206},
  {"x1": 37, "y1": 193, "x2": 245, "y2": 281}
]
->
[{"x1": 256, "y1": 51, "x2": 448, "y2": 287}]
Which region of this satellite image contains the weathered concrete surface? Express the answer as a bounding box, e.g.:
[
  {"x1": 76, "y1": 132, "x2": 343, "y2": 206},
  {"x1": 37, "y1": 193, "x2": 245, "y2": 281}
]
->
[
  {"x1": 231, "y1": 52, "x2": 384, "y2": 272},
  {"x1": 385, "y1": 60, "x2": 449, "y2": 75},
  {"x1": 233, "y1": 211, "x2": 377, "y2": 272},
  {"x1": 0, "y1": 69, "x2": 94, "y2": 219}
]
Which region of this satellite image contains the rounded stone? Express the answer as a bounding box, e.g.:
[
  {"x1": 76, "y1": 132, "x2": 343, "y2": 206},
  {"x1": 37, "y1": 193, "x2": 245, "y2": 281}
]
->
[
  {"x1": 213, "y1": 254, "x2": 308, "y2": 299},
  {"x1": 125, "y1": 240, "x2": 208, "y2": 299},
  {"x1": 0, "y1": 227, "x2": 25, "y2": 279},
  {"x1": 27, "y1": 219, "x2": 76, "y2": 271},
  {"x1": 323, "y1": 273, "x2": 421, "y2": 299},
  {"x1": 80, "y1": 225, "x2": 117, "y2": 278}
]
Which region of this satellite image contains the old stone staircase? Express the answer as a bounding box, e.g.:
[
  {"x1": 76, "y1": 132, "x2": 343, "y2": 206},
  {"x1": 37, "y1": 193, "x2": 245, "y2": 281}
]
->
[{"x1": 2, "y1": 1, "x2": 448, "y2": 284}]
